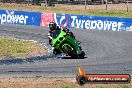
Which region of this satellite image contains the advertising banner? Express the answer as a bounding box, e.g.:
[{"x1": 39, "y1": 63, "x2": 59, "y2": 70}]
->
[
  {"x1": 40, "y1": 13, "x2": 55, "y2": 26},
  {"x1": 0, "y1": 10, "x2": 41, "y2": 26},
  {"x1": 55, "y1": 14, "x2": 132, "y2": 31}
]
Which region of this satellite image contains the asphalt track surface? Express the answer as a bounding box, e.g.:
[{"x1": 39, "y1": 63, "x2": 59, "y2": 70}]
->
[{"x1": 0, "y1": 24, "x2": 132, "y2": 77}]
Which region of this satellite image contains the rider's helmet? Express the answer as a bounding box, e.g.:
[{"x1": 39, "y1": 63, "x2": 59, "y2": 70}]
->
[{"x1": 49, "y1": 22, "x2": 57, "y2": 31}]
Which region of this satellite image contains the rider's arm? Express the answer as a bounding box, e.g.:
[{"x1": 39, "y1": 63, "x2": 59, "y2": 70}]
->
[
  {"x1": 48, "y1": 32, "x2": 53, "y2": 40},
  {"x1": 57, "y1": 25, "x2": 67, "y2": 32},
  {"x1": 57, "y1": 25, "x2": 71, "y2": 33},
  {"x1": 48, "y1": 32, "x2": 53, "y2": 45}
]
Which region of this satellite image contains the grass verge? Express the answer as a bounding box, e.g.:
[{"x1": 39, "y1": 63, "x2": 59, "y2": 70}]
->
[
  {"x1": 0, "y1": 37, "x2": 48, "y2": 59},
  {"x1": 0, "y1": 3, "x2": 132, "y2": 18},
  {"x1": 0, "y1": 77, "x2": 131, "y2": 88}
]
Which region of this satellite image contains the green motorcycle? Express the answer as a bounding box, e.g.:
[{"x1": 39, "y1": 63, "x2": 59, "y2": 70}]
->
[{"x1": 50, "y1": 30, "x2": 85, "y2": 58}]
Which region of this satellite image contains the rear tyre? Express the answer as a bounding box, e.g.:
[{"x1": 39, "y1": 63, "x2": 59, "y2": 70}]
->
[{"x1": 78, "y1": 51, "x2": 85, "y2": 59}]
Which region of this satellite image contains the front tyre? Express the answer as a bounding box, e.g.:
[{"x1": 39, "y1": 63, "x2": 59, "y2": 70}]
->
[{"x1": 63, "y1": 45, "x2": 77, "y2": 58}]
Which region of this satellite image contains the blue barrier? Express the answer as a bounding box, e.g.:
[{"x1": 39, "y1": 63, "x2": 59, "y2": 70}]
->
[
  {"x1": 0, "y1": 9, "x2": 132, "y2": 31},
  {"x1": 55, "y1": 14, "x2": 132, "y2": 31},
  {"x1": 0, "y1": 10, "x2": 41, "y2": 26}
]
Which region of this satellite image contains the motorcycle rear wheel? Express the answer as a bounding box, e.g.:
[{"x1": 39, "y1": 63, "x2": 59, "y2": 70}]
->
[{"x1": 78, "y1": 51, "x2": 85, "y2": 59}]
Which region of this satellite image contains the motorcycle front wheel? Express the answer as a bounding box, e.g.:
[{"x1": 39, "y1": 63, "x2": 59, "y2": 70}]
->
[{"x1": 63, "y1": 45, "x2": 77, "y2": 58}]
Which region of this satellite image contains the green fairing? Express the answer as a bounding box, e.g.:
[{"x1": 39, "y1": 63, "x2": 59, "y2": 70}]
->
[{"x1": 51, "y1": 30, "x2": 84, "y2": 58}]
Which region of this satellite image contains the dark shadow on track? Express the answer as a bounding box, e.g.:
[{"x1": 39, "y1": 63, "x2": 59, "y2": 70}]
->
[
  {"x1": 0, "y1": 54, "x2": 56, "y2": 65},
  {"x1": 57, "y1": 56, "x2": 87, "y2": 59}
]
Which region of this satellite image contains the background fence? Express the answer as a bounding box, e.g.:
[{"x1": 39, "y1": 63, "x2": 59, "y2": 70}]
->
[
  {"x1": 0, "y1": 0, "x2": 131, "y2": 12},
  {"x1": 0, "y1": 0, "x2": 132, "y2": 4}
]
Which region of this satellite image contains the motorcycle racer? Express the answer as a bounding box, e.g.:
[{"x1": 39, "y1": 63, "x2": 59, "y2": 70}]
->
[
  {"x1": 48, "y1": 22, "x2": 77, "y2": 55},
  {"x1": 48, "y1": 22, "x2": 75, "y2": 45}
]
